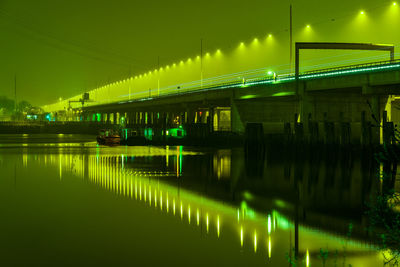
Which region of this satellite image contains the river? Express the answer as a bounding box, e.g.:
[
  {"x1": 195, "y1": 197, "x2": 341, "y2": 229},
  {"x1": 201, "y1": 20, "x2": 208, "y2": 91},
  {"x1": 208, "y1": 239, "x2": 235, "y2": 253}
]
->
[{"x1": 0, "y1": 134, "x2": 388, "y2": 266}]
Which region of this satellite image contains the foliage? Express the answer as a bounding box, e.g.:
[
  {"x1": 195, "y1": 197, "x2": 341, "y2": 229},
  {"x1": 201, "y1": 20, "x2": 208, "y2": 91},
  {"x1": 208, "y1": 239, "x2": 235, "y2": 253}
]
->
[
  {"x1": 0, "y1": 96, "x2": 34, "y2": 117},
  {"x1": 17, "y1": 100, "x2": 32, "y2": 113},
  {"x1": 0, "y1": 96, "x2": 15, "y2": 114},
  {"x1": 366, "y1": 123, "x2": 400, "y2": 266}
]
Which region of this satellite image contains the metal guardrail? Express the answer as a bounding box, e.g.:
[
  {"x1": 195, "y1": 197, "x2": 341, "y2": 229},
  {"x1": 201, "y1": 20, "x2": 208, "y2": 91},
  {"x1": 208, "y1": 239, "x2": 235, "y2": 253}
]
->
[
  {"x1": 106, "y1": 59, "x2": 400, "y2": 107},
  {"x1": 81, "y1": 59, "x2": 400, "y2": 109},
  {"x1": 301, "y1": 59, "x2": 400, "y2": 76}
]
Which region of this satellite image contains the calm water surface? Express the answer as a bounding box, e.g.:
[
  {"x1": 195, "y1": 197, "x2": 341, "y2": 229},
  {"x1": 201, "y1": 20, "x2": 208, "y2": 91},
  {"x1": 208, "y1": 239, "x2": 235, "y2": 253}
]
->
[{"x1": 0, "y1": 134, "x2": 388, "y2": 266}]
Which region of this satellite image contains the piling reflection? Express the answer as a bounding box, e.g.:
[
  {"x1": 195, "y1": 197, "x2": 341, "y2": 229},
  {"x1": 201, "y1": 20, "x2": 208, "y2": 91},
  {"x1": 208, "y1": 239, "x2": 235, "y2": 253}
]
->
[{"x1": 21, "y1": 144, "x2": 387, "y2": 266}]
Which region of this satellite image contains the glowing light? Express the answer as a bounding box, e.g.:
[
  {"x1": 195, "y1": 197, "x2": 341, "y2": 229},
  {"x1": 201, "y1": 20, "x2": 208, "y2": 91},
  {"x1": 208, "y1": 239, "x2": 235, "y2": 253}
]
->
[
  {"x1": 217, "y1": 216, "x2": 220, "y2": 237},
  {"x1": 196, "y1": 209, "x2": 200, "y2": 226},
  {"x1": 268, "y1": 214, "x2": 272, "y2": 234},
  {"x1": 240, "y1": 226, "x2": 244, "y2": 247},
  {"x1": 173, "y1": 198, "x2": 176, "y2": 215},
  {"x1": 154, "y1": 190, "x2": 157, "y2": 208},
  {"x1": 306, "y1": 249, "x2": 310, "y2": 266},
  {"x1": 254, "y1": 231, "x2": 257, "y2": 252},
  {"x1": 360, "y1": 10, "x2": 365, "y2": 15},
  {"x1": 149, "y1": 186, "x2": 151, "y2": 205},
  {"x1": 267, "y1": 71, "x2": 273, "y2": 75},
  {"x1": 306, "y1": 24, "x2": 311, "y2": 29},
  {"x1": 135, "y1": 180, "x2": 137, "y2": 199},
  {"x1": 180, "y1": 202, "x2": 183, "y2": 220},
  {"x1": 268, "y1": 34, "x2": 272, "y2": 38},
  {"x1": 188, "y1": 205, "x2": 191, "y2": 223},
  {"x1": 160, "y1": 191, "x2": 162, "y2": 210},
  {"x1": 268, "y1": 236, "x2": 271, "y2": 258},
  {"x1": 239, "y1": 42, "x2": 244, "y2": 47},
  {"x1": 166, "y1": 193, "x2": 169, "y2": 212},
  {"x1": 393, "y1": 2, "x2": 397, "y2": 5},
  {"x1": 206, "y1": 213, "x2": 209, "y2": 233}
]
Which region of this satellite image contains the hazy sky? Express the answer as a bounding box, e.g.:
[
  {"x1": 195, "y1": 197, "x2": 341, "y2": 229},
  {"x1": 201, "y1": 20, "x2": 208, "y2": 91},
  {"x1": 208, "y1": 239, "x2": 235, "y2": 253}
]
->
[{"x1": 0, "y1": 0, "x2": 397, "y2": 106}]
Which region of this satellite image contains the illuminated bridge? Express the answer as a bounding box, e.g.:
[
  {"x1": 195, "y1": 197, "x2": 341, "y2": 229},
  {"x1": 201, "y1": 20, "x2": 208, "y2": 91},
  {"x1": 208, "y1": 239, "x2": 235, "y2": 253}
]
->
[{"x1": 44, "y1": 53, "x2": 400, "y2": 144}]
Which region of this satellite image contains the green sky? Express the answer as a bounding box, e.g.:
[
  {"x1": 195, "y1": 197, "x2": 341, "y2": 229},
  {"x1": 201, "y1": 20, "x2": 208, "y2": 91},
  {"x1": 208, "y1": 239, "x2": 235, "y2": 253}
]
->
[{"x1": 0, "y1": 0, "x2": 398, "y2": 106}]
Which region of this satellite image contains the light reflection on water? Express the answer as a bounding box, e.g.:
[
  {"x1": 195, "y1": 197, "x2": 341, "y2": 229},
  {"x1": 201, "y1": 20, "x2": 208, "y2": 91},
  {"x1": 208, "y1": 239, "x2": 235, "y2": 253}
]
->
[{"x1": 0, "y1": 135, "x2": 388, "y2": 266}]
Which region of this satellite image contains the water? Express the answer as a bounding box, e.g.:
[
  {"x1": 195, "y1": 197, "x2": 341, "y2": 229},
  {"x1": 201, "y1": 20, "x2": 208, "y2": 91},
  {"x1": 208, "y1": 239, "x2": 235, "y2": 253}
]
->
[{"x1": 0, "y1": 134, "x2": 388, "y2": 266}]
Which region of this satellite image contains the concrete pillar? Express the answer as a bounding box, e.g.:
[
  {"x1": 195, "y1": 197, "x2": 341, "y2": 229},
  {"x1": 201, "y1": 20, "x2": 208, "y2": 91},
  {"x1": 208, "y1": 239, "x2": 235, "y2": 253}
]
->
[
  {"x1": 187, "y1": 110, "x2": 195, "y2": 124},
  {"x1": 298, "y1": 82, "x2": 313, "y2": 136},
  {"x1": 208, "y1": 107, "x2": 214, "y2": 133},
  {"x1": 116, "y1": 112, "x2": 120, "y2": 124},
  {"x1": 371, "y1": 95, "x2": 381, "y2": 145},
  {"x1": 230, "y1": 98, "x2": 245, "y2": 133}
]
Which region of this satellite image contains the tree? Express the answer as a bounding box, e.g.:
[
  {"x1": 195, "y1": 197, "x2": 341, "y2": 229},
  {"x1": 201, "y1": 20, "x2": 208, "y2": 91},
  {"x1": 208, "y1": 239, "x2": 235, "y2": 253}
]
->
[
  {"x1": 0, "y1": 96, "x2": 15, "y2": 114},
  {"x1": 17, "y1": 100, "x2": 32, "y2": 113}
]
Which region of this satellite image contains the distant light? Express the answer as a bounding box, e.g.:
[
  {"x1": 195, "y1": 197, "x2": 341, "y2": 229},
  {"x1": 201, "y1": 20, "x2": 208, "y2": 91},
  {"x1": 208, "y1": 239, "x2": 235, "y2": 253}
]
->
[
  {"x1": 393, "y1": 2, "x2": 397, "y2": 5},
  {"x1": 360, "y1": 11, "x2": 365, "y2": 15},
  {"x1": 240, "y1": 42, "x2": 244, "y2": 46},
  {"x1": 253, "y1": 37, "x2": 258, "y2": 42},
  {"x1": 268, "y1": 34, "x2": 272, "y2": 38},
  {"x1": 216, "y1": 49, "x2": 221, "y2": 53},
  {"x1": 306, "y1": 24, "x2": 311, "y2": 28},
  {"x1": 267, "y1": 71, "x2": 273, "y2": 75}
]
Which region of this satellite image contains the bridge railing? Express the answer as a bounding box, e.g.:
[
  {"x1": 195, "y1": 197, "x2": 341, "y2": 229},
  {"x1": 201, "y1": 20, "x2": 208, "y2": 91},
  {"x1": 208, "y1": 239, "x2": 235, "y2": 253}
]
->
[{"x1": 89, "y1": 59, "x2": 400, "y2": 107}]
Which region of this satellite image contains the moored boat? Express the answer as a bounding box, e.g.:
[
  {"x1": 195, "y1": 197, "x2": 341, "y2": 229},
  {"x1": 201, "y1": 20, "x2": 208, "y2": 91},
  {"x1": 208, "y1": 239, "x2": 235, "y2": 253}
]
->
[{"x1": 97, "y1": 129, "x2": 121, "y2": 145}]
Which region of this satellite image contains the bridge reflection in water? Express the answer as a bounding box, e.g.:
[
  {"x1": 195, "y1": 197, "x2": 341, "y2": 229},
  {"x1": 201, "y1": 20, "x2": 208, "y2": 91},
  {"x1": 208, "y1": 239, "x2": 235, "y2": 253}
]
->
[{"x1": 23, "y1": 143, "x2": 388, "y2": 266}]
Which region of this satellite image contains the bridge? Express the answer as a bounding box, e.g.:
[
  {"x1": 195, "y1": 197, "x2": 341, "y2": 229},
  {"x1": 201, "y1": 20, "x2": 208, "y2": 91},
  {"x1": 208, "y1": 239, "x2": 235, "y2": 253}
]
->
[{"x1": 43, "y1": 43, "x2": 400, "y2": 146}]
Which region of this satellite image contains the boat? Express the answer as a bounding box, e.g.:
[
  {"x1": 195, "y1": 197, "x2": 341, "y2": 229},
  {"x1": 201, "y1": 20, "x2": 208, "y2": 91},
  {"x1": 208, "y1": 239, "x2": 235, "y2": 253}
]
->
[{"x1": 97, "y1": 129, "x2": 121, "y2": 145}]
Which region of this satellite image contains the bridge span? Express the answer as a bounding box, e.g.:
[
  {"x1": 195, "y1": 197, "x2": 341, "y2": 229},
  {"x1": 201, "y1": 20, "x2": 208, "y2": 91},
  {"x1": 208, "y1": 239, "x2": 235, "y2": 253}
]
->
[{"x1": 53, "y1": 59, "x2": 400, "y2": 145}]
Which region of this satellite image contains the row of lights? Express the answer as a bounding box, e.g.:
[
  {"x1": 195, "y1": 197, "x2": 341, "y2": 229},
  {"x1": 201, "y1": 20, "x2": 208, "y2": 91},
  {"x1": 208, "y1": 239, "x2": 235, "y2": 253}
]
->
[{"x1": 103, "y1": 2, "x2": 399, "y2": 87}]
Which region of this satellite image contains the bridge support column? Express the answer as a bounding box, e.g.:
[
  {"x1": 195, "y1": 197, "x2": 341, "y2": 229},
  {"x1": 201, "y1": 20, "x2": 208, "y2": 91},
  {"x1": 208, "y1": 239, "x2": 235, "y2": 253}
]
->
[
  {"x1": 230, "y1": 98, "x2": 245, "y2": 134},
  {"x1": 371, "y1": 95, "x2": 381, "y2": 145},
  {"x1": 128, "y1": 112, "x2": 134, "y2": 127},
  {"x1": 298, "y1": 82, "x2": 313, "y2": 137},
  {"x1": 104, "y1": 113, "x2": 108, "y2": 125},
  {"x1": 187, "y1": 110, "x2": 195, "y2": 124},
  {"x1": 208, "y1": 107, "x2": 214, "y2": 133}
]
